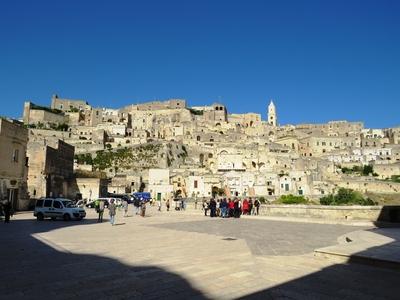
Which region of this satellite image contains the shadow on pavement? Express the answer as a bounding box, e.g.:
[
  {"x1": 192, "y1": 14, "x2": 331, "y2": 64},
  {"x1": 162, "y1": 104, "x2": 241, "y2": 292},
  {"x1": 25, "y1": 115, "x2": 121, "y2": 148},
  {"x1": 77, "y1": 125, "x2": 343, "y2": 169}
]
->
[
  {"x1": 238, "y1": 228, "x2": 400, "y2": 300},
  {"x1": 0, "y1": 218, "x2": 209, "y2": 299}
]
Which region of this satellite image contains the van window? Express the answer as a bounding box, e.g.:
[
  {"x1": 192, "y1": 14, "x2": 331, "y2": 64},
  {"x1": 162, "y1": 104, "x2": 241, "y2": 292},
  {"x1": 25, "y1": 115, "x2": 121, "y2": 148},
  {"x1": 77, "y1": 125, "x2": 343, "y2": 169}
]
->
[
  {"x1": 36, "y1": 199, "x2": 44, "y2": 207},
  {"x1": 44, "y1": 200, "x2": 52, "y2": 207},
  {"x1": 53, "y1": 201, "x2": 62, "y2": 209}
]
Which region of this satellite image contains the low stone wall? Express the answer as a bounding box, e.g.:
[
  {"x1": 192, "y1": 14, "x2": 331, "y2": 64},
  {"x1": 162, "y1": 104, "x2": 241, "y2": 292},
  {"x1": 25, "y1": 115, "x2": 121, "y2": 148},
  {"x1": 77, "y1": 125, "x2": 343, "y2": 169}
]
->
[
  {"x1": 184, "y1": 202, "x2": 400, "y2": 222},
  {"x1": 258, "y1": 205, "x2": 382, "y2": 222}
]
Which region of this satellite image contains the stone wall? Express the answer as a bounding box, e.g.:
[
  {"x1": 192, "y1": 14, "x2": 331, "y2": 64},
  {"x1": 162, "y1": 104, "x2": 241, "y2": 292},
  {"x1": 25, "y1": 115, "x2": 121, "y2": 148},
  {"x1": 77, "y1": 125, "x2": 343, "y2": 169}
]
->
[{"x1": 185, "y1": 202, "x2": 400, "y2": 222}]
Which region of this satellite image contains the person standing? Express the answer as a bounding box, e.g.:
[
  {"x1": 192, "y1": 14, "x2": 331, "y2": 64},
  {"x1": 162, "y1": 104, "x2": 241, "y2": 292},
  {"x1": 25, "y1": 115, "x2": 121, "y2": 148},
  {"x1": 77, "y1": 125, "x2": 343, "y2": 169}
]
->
[
  {"x1": 140, "y1": 201, "x2": 146, "y2": 217},
  {"x1": 123, "y1": 199, "x2": 129, "y2": 217},
  {"x1": 209, "y1": 198, "x2": 217, "y2": 217},
  {"x1": 228, "y1": 199, "x2": 234, "y2": 218},
  {"x1": 166, "y1": 199, "x2": 170, "y2": 211},
  {"x1": 242, "y1": 198, "x2": 249, "y2": 215},
  {"x1": 248, "y1": 199, "x2": 253, "y2": 216},
  {"x1": 203, "y1": 200, "x2": 209, "y2": 216},
  {"x1": 108, "y1": 199, "x2": 116, "y2": 225},
  {"x1": 3, "y1": 201, "x2": 12, "y2": 223},
  {"x1": 97, "y1": 200, "x2": 105, "y2": 222},
  {"x1": 254, "y1": 198, "x2": 260, "y2": 215}
]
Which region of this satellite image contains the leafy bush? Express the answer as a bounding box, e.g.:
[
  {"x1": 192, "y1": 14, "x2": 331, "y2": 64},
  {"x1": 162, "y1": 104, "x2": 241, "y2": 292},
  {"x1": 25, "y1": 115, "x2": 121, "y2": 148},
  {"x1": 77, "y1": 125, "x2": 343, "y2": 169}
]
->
[
  {"x1": 320, "y1": 188, "x2": 376, "y2": 206},
  {"x1": 341, "y1": 165, "x2": 374, "y2": 176},
  {"x1": 278, "y1": 194, "x2": 307, "y2": 204},
  {"x1": 258, "y1": 196, "x2": 267, "y2": 204},
  {"x1": 391, "y1": 175, "x2": 400, "y2": 183}
]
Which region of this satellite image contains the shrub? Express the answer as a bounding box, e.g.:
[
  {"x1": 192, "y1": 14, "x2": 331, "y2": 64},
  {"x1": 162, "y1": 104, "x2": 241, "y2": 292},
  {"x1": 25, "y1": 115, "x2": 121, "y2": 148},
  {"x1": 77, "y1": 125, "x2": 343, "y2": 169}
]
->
[
  {"x1": 320, "y1": 188, "x2": 376, "y2": 206},
  {"x1": 258, "y1": 196, "x2": 267, "y2": 204},
  {"x1": 278, "y1": 194, "x2": 307, "y2": 204}
]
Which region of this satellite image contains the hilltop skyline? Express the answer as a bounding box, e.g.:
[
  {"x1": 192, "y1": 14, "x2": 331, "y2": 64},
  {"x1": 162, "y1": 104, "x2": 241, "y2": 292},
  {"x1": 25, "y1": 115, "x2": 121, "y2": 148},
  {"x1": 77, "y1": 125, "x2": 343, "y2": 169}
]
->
[{"x1": 1, "y1": 0, "x2": 399, "y2": 128}]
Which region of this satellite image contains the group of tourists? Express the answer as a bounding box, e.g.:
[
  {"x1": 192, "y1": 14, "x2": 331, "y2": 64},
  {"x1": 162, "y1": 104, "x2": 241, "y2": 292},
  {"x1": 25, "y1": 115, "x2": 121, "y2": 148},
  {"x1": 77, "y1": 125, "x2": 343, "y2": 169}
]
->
[{"x1": 202, "y1": 198, "x2": 261, "y2": 218}]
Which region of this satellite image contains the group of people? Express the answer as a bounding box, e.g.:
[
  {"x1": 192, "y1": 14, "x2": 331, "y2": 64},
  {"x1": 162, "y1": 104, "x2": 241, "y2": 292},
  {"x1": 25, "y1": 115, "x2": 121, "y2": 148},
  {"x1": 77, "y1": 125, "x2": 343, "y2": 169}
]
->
[
  {"x1": 202, "y1": 198, "x2": 261, "y2": 218},
  {"x1": 94, "y1": 198, "x2": 174, "y2": 225},
  {"x1": 94, "y1": 198, "x2": 148, "y2": 225}
]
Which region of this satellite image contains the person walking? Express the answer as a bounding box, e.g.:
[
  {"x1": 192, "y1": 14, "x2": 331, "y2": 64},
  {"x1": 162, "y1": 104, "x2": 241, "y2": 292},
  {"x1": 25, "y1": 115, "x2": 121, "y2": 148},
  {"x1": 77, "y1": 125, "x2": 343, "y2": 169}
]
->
[
  {"x1": 133, "y1": 197, "x2": 141, "y2": 215},
  {"x1": 108, "y1": 199, "x2": 116, "y2": 225},
  {"x1": 97, "y1": 200, "x2": 105, "y2": 222},
  {"x1": 123, "y1": 199, "x2": 129, "y2": 217},
  {"x1": 166, "y1": 199, "x2": 170, "y2": 211},
  {"x1": 158, "y1": 199, "x2": 162, "y2": 212}
]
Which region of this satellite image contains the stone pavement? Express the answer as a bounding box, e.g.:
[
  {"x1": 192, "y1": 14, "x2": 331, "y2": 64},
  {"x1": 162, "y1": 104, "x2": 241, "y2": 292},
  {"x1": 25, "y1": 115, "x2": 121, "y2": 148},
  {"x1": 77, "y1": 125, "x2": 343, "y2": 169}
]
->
[
  {"x1": 315, "y1": 227, "x2": 400, "y2": 269},
  {"x1": 1, "y1": 206, "x2": 399, "y2": 299}
]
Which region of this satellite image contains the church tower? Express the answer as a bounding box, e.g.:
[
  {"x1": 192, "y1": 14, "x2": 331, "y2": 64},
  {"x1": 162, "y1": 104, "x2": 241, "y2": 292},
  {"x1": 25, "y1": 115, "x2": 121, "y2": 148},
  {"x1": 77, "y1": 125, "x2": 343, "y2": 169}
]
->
[{"x1": 268, "y1": 100, "x2": 277, "y2": 126}]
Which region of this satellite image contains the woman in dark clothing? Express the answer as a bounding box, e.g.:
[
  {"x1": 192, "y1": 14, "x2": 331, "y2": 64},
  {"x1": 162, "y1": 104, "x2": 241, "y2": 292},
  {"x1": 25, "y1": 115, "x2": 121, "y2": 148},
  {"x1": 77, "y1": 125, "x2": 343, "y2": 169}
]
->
[
  {"x1": 209, "y1": 198, "x2": 217, "y2": 217},
  {"x1": 248, "y1": 199, "x2": 253, "y2": 215},
  {"x1": 228, "y1": 199, "x2": 234, "y2": 217},
  {"x1": 233, "y1": 199, "x2": 241, "y2": 218}
]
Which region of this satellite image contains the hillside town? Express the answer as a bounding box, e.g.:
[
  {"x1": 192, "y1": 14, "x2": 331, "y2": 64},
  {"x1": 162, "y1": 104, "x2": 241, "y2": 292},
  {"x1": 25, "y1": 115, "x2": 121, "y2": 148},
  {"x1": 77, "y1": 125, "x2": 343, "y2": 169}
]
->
[{"x1": 1, "y1": 94, "x2": 400, "y2": 210}]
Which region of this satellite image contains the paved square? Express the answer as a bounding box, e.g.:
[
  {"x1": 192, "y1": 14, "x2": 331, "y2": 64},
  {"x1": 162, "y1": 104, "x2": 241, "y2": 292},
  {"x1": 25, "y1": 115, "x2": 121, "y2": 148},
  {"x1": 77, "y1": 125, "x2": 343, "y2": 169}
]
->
[{"x1": 1, "y1": 207, "x2": 399, "y2": 299}]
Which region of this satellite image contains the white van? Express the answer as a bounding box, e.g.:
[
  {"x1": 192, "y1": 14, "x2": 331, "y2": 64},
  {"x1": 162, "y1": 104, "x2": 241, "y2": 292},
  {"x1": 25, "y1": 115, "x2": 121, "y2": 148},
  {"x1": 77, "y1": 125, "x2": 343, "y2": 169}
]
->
[{"x1": 34, "y1": 198, "x2": 86, "y2": 221}]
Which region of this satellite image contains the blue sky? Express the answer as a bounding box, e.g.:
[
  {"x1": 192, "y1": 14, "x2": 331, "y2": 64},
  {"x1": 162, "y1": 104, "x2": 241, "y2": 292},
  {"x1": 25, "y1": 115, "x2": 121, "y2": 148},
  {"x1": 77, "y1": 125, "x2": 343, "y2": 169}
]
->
[{"x1": 0, "y1": 0, "x2": 399, "y2": 128}]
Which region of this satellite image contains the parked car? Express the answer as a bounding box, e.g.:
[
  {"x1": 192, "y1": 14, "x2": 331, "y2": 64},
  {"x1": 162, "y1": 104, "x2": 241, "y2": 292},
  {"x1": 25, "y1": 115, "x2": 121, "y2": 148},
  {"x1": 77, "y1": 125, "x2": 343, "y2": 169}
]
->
[
  {"x1": 85, "y1": 198, "x2": 112, "y2": 208},
  {"x1": 107, "y1": 193, "x2": 132, "y2": 204},
  {"x1": 34, "y1": 198, "x2": 86, "y2": 221}
]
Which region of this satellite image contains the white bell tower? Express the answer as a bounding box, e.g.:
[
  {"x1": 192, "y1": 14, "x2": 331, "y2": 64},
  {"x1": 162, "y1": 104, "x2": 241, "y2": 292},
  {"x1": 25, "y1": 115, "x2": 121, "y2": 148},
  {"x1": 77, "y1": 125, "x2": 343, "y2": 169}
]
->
[{"x1": 268, "y1": 99, "x2": 277, "y2": 126}]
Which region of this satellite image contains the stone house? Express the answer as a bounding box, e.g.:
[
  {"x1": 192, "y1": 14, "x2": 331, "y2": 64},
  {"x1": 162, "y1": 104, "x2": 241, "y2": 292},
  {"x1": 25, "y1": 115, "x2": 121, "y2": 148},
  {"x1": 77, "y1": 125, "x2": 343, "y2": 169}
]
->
[
  {"x1": 27, "y1": 139, "x2": 74, "y2": 199},
  {"x1": 0, "y1": 119, "x2": 29, "y2": 210}
]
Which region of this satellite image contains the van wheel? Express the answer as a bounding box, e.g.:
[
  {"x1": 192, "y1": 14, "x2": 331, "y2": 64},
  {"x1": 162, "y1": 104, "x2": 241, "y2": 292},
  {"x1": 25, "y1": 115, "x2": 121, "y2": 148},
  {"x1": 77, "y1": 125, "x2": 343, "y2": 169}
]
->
[
  {"x1": 37, "y1": 213, "x2": 44, "y2": 221},
  {"x1": 63, "y1": 214, "x2": 71, "y2": 221}
]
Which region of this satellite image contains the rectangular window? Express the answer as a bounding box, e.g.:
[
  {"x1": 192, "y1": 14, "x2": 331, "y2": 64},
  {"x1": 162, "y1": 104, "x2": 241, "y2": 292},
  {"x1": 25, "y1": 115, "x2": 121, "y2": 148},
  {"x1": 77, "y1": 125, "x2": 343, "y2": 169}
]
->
[
  {"x1": 285, "y1": 184, "x2": 289, "y2": 191},
  {"x1": 194, "y1": 180, "x2": 198, "y2": 188},
  {"x1": 36, "y1": 199, "x2": 43, "y2": 207},
  {"x1": 13, "y1": 149, "x2": 19, "y2": 162}
]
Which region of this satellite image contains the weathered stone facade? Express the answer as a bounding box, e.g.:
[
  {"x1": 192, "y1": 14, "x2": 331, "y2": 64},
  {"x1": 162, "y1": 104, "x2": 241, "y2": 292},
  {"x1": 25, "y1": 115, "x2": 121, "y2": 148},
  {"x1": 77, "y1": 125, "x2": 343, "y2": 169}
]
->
[
  {"x1": 13, "y1": 94, "x2": 400, "y2": 202},
  {"x1": 0, "y1": 119, "x2": 29, "y2": 210}
]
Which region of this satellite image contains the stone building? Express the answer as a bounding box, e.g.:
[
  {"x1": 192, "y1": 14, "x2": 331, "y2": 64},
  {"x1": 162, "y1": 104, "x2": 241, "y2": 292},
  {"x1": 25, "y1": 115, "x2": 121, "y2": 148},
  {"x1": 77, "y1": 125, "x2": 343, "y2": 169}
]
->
[
  {"x1": 0, "y1": 119, "x2": 29, "y2": 210},
  {"x1": 27, "y1": 139, "x2": 74, "y2": 199},
  {"x1": 148, "y1": 169, "x2": 173, "y2": 200},
  {"x1": 11, "y1": 94, "x2": 400, "y2": 202},
  {"x1": 51, "y1": 94, "x2": 88, "y2": 112}
]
